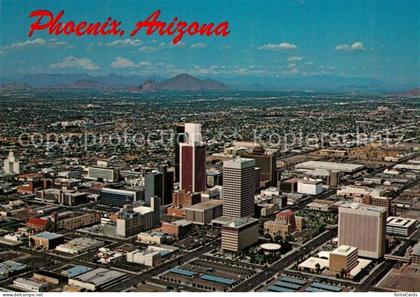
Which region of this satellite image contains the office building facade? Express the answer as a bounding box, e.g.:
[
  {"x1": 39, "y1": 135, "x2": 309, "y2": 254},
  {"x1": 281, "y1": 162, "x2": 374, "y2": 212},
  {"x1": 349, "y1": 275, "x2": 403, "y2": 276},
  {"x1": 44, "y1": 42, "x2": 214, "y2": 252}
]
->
[
  {"x1": 222, "y1": 158, "x2": 255, "y2": 218},
  {"x1": 144, "y1": 167, "x2": 174, "y2": 205},
  {"x1": 338, "y1": 203, "x2": 387, "y2": 259},
  {"x1": 180, "y1": 123, "x2": 206, "y2": 193}
]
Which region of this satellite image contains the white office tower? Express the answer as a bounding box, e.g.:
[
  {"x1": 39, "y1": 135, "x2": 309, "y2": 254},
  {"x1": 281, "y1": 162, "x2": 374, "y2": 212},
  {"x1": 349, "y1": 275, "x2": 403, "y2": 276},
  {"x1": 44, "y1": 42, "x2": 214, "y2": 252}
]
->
[
  {"x1": 184, "y1": 123, "x2": 203, "y2": 145},
  {"x1": 222, "y1": 158, "x2": 256, "y2": 218},
  {"x1": 3, "y1": 151, "x2": 21, "y2": 175}
]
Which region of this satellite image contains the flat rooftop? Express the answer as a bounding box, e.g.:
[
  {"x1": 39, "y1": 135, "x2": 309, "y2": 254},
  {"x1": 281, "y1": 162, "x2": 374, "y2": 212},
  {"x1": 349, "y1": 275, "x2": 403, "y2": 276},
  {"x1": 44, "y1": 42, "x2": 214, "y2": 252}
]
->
[
  {"x1": 31, "y1": 231, "x2": 63, "y2": 240},
  {"x1": 71, "y1": 268, "x2": 126, "y2": 285},
  {"x1": 184, "y1": 199, "x2": 223, "y2": 212},
  {"x1": 62, "y1": 265, "x2": 93, "y2": 278},
  {"x1": 295, "y1": 161, "x2": 364, "y2": 173},
  {"x1": 339, "y1": 202, "x2": 388, "y2": 214},
  {"x1": 223, "y1": 158, "x2": 255, "y2": 169},
  {"x1": 223, "y1": 217, "x2": 258, "y2": 229},
  {"x1": 331, "y1": 245, "x2": 358, "y2": 256},
  {"x1": 387, "y1": 216, "x2": 417, "y2": 228}
]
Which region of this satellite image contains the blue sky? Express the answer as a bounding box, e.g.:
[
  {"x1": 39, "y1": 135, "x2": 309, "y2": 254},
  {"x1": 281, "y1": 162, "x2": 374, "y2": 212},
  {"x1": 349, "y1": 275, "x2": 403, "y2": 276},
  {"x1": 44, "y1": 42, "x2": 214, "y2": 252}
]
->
[{"x1": 0, "y1": 0, "x2": 419, "y2": 87}]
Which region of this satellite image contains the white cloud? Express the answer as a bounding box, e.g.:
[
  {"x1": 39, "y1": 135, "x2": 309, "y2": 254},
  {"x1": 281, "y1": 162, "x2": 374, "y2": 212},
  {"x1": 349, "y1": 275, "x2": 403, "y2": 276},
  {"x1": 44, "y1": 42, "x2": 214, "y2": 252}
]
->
[
  {"x1": 335, "y1": 42, "x2": 365, "y2": 51},
  {"x1": 110, "y1": 57, "x2": 151, "y2": 69},
  {"x1": 288, "y1": 56, "x2": 303, "y2": 62},
  {"x1": 3, "y1": 38, "x2": 68, "y2": 49},
  {"x1": 287, "y1": 63, "x2": 298, "y2": 74},
  {"x1": 106, "y1": 39, "x2": 142, "y2": 47},
  {"x1": 191, "y1": 42, "x2": 207, "y2": 49},
  {"x1": 169, "y1": 41, "x2": 186, "y2": 48},
  {"x1": 50, "y1": 56, "x2": 99, "y2": 70},
  {"x1": 258, "y1": 42, "x2": 297, "y2": 50},
  {"x1": 138, "y1": 46, "x2": 158, "y2": 52},
  {"x1": 111, "y1": 57, "x2": 135, "y2": 69}
]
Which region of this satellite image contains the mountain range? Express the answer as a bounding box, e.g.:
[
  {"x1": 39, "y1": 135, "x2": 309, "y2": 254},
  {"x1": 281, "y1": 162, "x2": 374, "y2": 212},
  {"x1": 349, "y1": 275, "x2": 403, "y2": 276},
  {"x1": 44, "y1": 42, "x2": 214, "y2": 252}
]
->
[
  {"x1": 0, "y1": 73, "x2": 229, "y2": 92},
  {"x1": 0, "y1": 73, "x2": 418, "y2": 94}
]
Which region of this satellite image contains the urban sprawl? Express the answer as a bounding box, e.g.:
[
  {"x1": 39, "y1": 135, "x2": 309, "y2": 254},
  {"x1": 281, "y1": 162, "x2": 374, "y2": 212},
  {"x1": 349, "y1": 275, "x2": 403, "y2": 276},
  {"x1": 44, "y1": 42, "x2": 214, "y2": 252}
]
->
[{"x1": 0, "y1": 91, "x2": 419, "y2": 293}]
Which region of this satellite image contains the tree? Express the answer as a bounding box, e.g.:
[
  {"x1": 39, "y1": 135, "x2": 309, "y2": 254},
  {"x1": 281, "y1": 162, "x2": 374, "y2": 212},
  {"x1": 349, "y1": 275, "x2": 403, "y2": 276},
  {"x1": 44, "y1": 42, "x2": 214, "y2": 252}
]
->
[
  {"x1": 274, "y1": 233, "x2": 282, "y2": 243},
  {"x1": 315, "y1": 263, "x2": 321, "y2": 274}
]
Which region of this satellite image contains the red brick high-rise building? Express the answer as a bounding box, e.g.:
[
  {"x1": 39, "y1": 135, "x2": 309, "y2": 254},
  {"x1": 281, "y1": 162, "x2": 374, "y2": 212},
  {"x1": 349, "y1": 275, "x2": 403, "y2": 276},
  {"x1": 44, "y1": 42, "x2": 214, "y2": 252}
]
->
[{"x1": 180, "y1": 123, "x2": 206, "y2": 193}]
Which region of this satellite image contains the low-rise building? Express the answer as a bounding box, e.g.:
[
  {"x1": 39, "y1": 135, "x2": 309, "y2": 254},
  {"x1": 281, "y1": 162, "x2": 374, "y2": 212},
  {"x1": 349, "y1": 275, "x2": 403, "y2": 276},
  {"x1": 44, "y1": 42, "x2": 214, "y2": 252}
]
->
[
  {"x1": 33, "y1": 271, "x2": 68, "y2": 285},
  {"x1": 185, "y1": 200, "x2": 223, "y2": 225},
  {"x1": 26, "y1": 217, "x2": 51, "y2": 232},
  {"x1": 329, "y1": 245, "x2": 359, "y2": 275},
  {"x1": 59, "y1": 212, "x2": 101, "y2": 230},
  {"x1": 13, "y1": 277, "x2": 48, "y2": 292},
  {"x1": 97, "y1": 248, "x2": 125, "y2": 265},
  {"x1": 126, "y1": 246, "x2": 176, "y2": 267},
  {"x1": 29, "y1": 232, "x2": 64, "y2": 250},
  {"x1": 295, "y1": 216, "x2": 305, "y2": 232},
  {"x1": 264, "y1": 209, "x2": 296, "y2": 238},
  {"x1": 306, "y1": 199, "x2": 335, "y2": 212},
  {"x1": 56, "y1": 237, "x2": 104, "y2": 255},
  {"x1": 386, "y1": 216, "x2": 417, "y2": 237},
  {"x1": 0, "y1": 261, "x2": 27, "y2": 280},
  {"x1": 297, "y1": 179, "x2": 323, "y2": 195},
  {"x1": 221, "y1": 217, "x2": 259, "y2": 252},
  {"x1": 161, "y1": 219, "x2": 192, "y2": 239},
  {"x1": 412, "y1": 242, "x2": 420, "y2": 265},
  {"x1": 68, "y1": 268, "x2": 127, "y2": 291}
]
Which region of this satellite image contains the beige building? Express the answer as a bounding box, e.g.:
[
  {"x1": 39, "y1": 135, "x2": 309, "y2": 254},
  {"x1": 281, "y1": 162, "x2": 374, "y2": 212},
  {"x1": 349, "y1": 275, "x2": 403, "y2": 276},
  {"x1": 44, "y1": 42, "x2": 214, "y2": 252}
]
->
[
  {"x1": 264, "y1": 220, "x2": 294, "y2": 238},
  {"x1": 329, "y1": 245, "x2": 359, "y2": 275},
  {"x1": 295, "y1": 216, "x2": 305, "y2": 232},
  {"x1": 184, "y1": 200, "x2": 223, "y2": 225},
  {"x1": 222, "y1": 218, "x2": 259, "y2": 252},
  {"x1": 222, "y1": 158, "x2": 255, "y2": 218},
  {"x1": 338, "y1": 203, "x2": 387, "y2": 259},
  {"x1": 264, "y1": 209, "x2": 296, "y2": 238}
]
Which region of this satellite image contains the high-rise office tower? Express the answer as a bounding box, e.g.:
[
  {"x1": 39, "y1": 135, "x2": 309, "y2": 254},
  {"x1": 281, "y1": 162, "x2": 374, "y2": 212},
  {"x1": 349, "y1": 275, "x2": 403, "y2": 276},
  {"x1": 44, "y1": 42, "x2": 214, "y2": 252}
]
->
[
  {"x1": 174, "y1": 124, "x2": 186, "y2": 183},
  {"x1": 222, "y1": 158, "x2": 256, "y2": 218},
  {"x1": 242, "y1": 145, "x2": 277, "y2": 187},
  {"x1": 144, "y1": 166, "x2": 174, "y2": 205},
  {"x1": 3, "y1": 151, "x2": 22, "y2": 175},
  {"x1": 338, "y1": 202, "x2": 387, "y2": 259},
  {"x1": 180, "y1": 123, "x2": 206, "y2": 193}
]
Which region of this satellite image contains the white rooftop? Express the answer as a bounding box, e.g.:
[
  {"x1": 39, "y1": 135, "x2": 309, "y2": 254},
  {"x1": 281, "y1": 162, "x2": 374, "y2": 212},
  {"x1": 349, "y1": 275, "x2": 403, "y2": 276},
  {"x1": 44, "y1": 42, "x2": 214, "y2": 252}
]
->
[
  {"x1": 332, "y1": 245, "x2": 358, "y2": 256},
  {"x1": 295, "y1": 161, "x2": 364, "y2": 173},
  {"x1": 223, "y1": 158, "x2": 255, "y2": 169},
  {"x1": 71, "y1": 268, "x2": 125, "y2": 285},
  {"x1": 387, "y1": 216, "x2": 417, "y2": 228}
]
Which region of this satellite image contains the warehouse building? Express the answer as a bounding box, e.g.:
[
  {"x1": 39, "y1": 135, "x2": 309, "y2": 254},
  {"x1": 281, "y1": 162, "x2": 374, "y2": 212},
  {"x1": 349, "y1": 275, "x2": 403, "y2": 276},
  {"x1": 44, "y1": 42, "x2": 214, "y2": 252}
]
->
[
  {"x1": 68, "y1": 268, "x2": 127, "y2": 291},
  {"x1": 56, "y1": 237, "x2": 105, "y2": 255}
]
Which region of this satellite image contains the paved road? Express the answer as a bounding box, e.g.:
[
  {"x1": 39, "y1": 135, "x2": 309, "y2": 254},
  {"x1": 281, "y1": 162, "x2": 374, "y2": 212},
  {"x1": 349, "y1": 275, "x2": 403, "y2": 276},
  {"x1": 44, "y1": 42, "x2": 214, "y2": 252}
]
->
[
  {"x1": 231, "y1": 229, "x2": 337, "y2": 292},
  {"x1": 106, "y1": 239, "x2": 220, "y2": 292}
]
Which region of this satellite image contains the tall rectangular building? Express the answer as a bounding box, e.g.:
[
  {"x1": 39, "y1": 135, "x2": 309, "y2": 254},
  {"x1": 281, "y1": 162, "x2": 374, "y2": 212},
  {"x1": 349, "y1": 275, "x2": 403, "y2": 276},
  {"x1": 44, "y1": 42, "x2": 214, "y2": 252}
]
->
[
  {"x1": 338, "y1": 203, "x2": 387, "y2": 259},
  {"x1": 222, "y1": 158, "x2": 256, "y2": 218},
  {"x1": 144, "y1": 167, "x2": 174, "y2": 205},
  {"x1": 242, "y1": 146, "x2": 276, "y2": 187},
  {"x1": 180, "y1": 123, "x2": 206, "y2": 193},
  {"x1": 3, "y1": 151, "x2": 22, "y2": 175},
  {"x1": 174, "y1": 124, "x2": 186, "y2": 183}
]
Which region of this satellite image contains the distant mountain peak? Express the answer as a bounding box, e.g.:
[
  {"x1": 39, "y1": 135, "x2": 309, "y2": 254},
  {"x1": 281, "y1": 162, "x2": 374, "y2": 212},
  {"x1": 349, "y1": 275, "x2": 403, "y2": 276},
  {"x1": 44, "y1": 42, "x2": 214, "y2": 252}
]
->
[{"x1": 137, "y1": 73, "x2": 229, "y2": 92}]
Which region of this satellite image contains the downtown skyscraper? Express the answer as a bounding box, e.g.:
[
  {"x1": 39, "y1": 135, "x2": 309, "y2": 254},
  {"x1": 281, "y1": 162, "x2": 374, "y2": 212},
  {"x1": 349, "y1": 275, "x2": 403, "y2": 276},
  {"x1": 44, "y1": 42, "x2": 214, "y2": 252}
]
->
[
  {"x1": 180, "y1": 123, "x2": 206, "y2": 193},
  {"x1": 222, "y1": 158, "x2": 256, "y2": 218}
]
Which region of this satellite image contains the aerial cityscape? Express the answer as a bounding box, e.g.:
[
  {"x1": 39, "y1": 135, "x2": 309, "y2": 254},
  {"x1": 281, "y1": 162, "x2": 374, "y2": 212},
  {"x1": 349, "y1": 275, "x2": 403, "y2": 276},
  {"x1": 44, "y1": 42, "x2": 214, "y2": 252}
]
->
[{"x1": 0, "y1": 0, "x2": 419, "y2": 294}]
